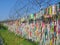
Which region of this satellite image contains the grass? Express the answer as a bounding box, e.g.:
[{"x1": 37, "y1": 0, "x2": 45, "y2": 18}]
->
[{"x1": 0, "y1": 29, "x2": 38, "y2": 45}]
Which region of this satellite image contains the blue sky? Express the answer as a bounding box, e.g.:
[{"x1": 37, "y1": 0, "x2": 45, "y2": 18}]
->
[
  {"x1": 0, "y1": 0, "x2": 60, "y2": 21},
  {"x1": 0, "y1": 0, "x2": 16, "y2": 21}
]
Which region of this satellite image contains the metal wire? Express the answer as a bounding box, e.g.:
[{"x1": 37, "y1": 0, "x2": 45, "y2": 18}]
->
[{"x1": 9, "y1": 0, "x2": 60, "y2": 20}]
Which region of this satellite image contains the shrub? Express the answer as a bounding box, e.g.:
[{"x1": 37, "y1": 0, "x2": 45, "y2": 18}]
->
[{"x1": 0, "y1": 24, "x2": 8, "y2": 30}]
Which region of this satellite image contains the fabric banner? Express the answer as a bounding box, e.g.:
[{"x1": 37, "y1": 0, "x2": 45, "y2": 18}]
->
[
  {"x1": 21, "y1": 17, "x2": 25, "y2": 22},
  {"x1": 40, "y1": 9, "x2": 44, "y2": 16},
  {"x1": 52, "y1": 5, "x2": 56, "y2": 15},
  {"x1": 46, "y1": 8, "x2": 48, "y2": 15},
  {"x1": 30, "y1": 14, "x2": 34, "y2": 19},
  {"x1": 57, "y1": 3, "x2": 59, "y2": 11},
  {"x1": 49, "y1": 6, "x2": 52, "y2": 15},
  {"x1": 57, "y1": 2, "x2": 60, "y2": 11},
  {"x1": 50, "y1": 22, "x2": 54, "y2": 32},
  {"x1": 44, "y1": 9, "x2": 46, "y2": 15},
  {"x1": 58, "y1": 20, "x2": 60, "y2": 34}
]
